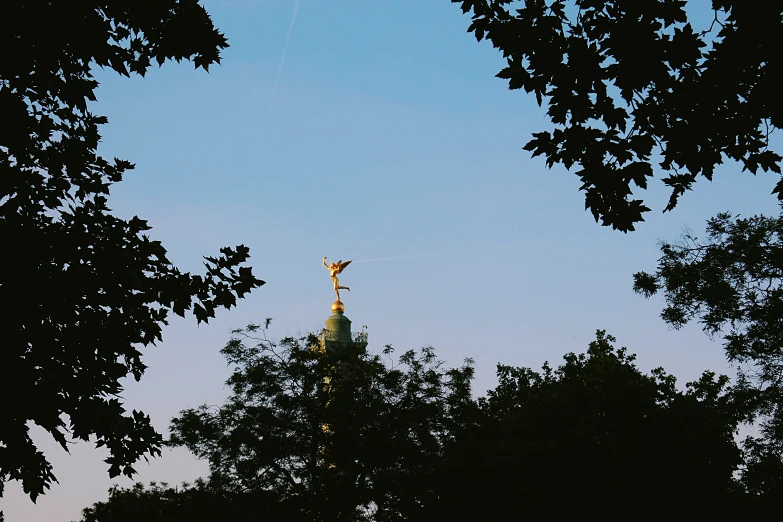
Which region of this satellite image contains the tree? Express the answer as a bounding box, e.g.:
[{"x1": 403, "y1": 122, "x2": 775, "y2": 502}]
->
[
  {"x1": 633, "y1": 211, "x2": 783, "y2": 449},
  {"x1": 454, "y1": 0, "x2": 782, "y2": 231},
  {"x1": 166, "y1": 323, "x2": 476, "y2": 522},
  {"x1": 740, "y1": 436, "x2": 783, "y2": 513},
  {"x1": 75, "y1": 480, "x2": 304, "y2": 522},
  {"x1": 423, "y1": 331, "x2": 752, "y2": 520},
  {"x1": 0, "y1": 0, "x2": 264, "y2": 505},
  {"x1": 76, "y1": 328, "x2": 783, "y2": 520}
]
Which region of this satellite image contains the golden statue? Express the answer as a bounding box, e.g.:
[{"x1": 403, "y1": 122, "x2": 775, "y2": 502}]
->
[{"x1": 323, "y1": 257, "x2": 352, "y2": 302}]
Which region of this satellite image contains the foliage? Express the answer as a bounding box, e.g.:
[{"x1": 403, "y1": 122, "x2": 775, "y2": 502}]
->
[
  {"x1": 634, "y1": 211, "x2": 783, "y2": 447},
  {"x1": 0, "y1": 0, "x2": 264, "y2": 504},
  {"x1": 167, "y1": 323, "x2": 476, "y2": 522},
  {"x1": 78, "y1": 328, "x2": 783, "y2": 520},
  {"x1": 424, "y1": 330, "x2": 751, "y2": 520},
  {"x1": 454, "y1": 0, "x2": 782, "y2": 231},
  {"x1": 740, "y1": 436, "x2": 783, "y2": 512},
  {"x1": 75, "y1": 480, "x2": 304, "y2": 522}
]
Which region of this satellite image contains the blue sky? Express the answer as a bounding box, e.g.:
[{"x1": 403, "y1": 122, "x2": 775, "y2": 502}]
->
[{"x1": 4, "y1": 1, "x2": 781, "y2": 520}]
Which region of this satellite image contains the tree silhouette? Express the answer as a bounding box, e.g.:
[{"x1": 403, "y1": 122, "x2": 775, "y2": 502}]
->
[
  {"x1": 453, "y1": 2, "x2": 783, "y2": 492},
  {"x1": 167, "y1": 323, "x2": 475, "y2": 521},
  {"x1": 424, "y1": 331, "x2": 753, "y2": 520},
  {"x1": 76, "y1": 329, "x2": 782, "y2": 520},
  {"x1": 0, "y1": 0, "x2": 264, "y2": 505},
  {"x1": 454, "y1": 0, "x2": 782, "y2": 231},
  {"x1": 634, "y1": 212, "x2": 783, "y2": 455},
  {"x1": 75, "y1": 480, "x2": 304, "y2": 522}
]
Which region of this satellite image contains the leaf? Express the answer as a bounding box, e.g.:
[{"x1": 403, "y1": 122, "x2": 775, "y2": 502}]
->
[
  {"x1": 1, "y1": 0, "x2": 259, "y2": 503},
  {"x1": 454, "y1": 0, "x2": 783, "y2": 231}
]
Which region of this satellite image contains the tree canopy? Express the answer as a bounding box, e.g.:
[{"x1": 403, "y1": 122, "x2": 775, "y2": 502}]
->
[
  {"x1": 428, "y1": 330, "x2": 754, "y2": 520},
  {"x1": 166, "y1": 324, "x2": 475, "y2": 522},
  {"x1": 76, "y1": 480, "x2": 304, "y2": 522},
  {"x1": 0, "y1": 0, "x2": 264, "y2": 504},
  {"x1": 454, "y1": 0, "x2": 783, "y2": 231},
  {"x1": 634, "y1": 211, "x2": 783, "y2": 452},
  {"x1": 76, "y1": 327, "x2": 783, "y2": 521}
]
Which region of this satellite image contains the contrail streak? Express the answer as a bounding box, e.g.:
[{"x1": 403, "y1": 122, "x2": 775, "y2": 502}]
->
[
  {"x1": 265, "y1": 0, "x2": 301, "y2": 127},
  {"x1": 354, "y1": 246, "x2": 511, "y2": 264}
]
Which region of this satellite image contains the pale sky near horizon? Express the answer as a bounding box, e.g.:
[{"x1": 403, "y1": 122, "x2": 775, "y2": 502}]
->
[{"x1": 4, "y1": 1, "x2": 781, "y2": 520}]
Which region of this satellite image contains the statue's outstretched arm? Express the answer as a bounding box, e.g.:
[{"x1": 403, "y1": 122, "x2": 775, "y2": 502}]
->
[{"x1": 323, "y1": 257, "x2": 328, "y2": 268}]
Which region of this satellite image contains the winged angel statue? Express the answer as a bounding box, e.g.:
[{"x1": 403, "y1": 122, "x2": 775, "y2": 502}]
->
[{"x1": 323, "y1": 257, "x2": 352, "y2": 302}]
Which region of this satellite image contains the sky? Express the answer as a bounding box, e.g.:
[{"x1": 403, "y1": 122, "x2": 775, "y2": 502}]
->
[{"x1": 4, "y1": 1, "x2": 781, "y2": 520}]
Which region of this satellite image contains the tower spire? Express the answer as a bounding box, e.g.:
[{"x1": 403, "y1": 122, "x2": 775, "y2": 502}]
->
[
  {"x1": 315, "y1": 256, "x2": 368, "y2": 487},
  {"x1": 318, "y1": 256, "x2": 367, "y2": 351}
]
